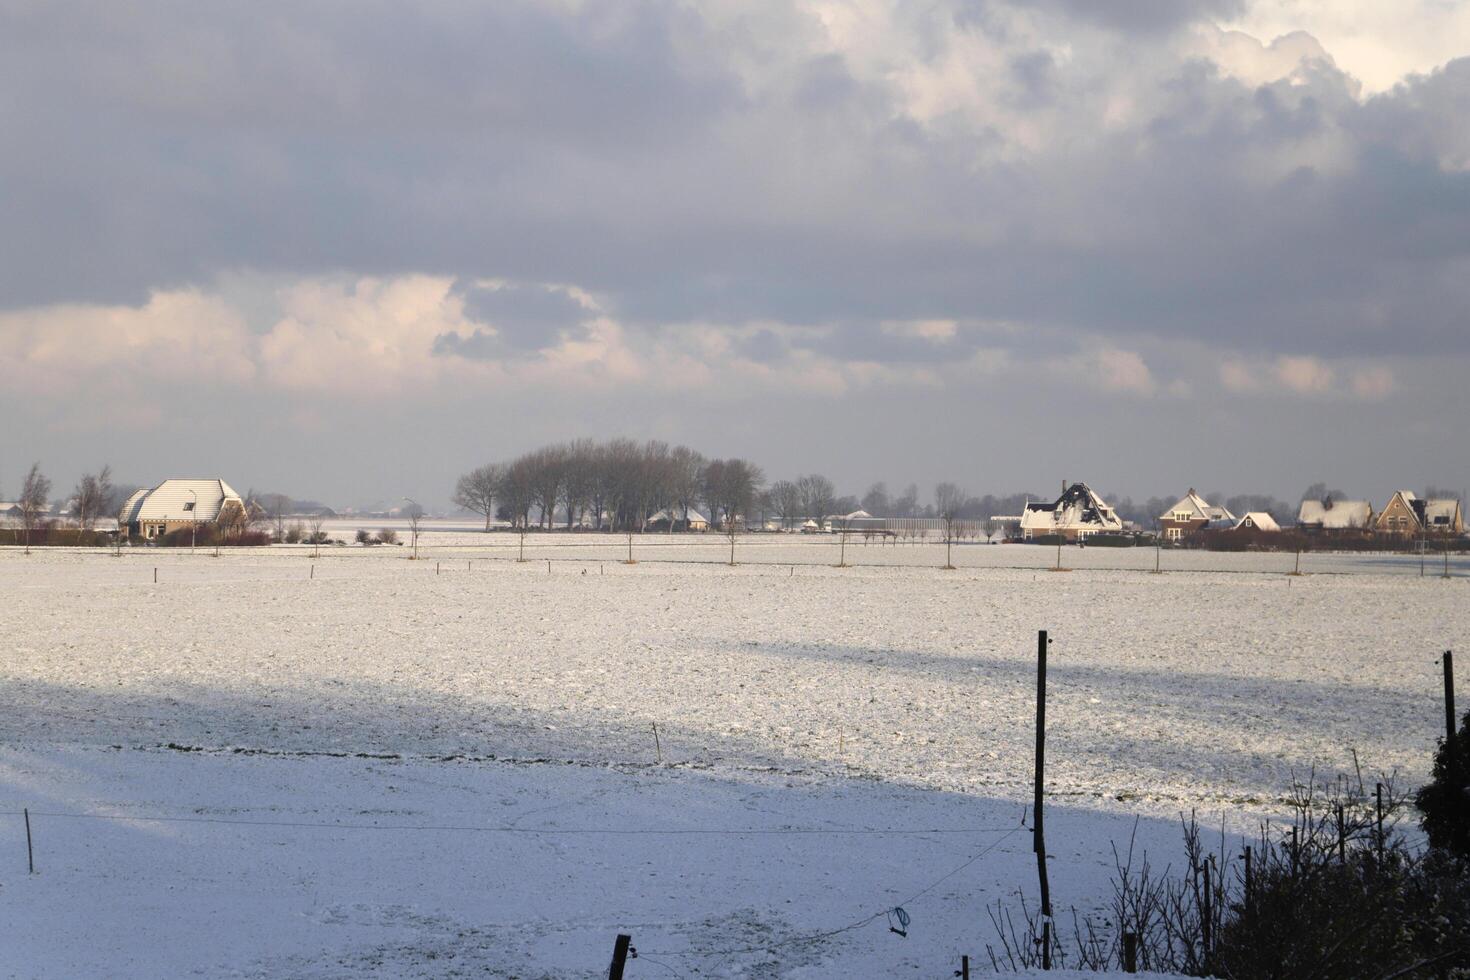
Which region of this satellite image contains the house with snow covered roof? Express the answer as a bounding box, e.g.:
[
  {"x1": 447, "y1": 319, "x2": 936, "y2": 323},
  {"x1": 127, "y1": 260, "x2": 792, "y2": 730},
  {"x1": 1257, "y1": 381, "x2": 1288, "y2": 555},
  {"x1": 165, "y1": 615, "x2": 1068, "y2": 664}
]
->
[
  {"x1": 644, "y1": 507, "x2": 710, "y2": 531},
  {"x1": 1012, "y1": 483, "x2": 1124, "y2": 542},
  {"x1": 1234, "y1": 512, "x2": 1281, "y2": 532},
  {"x1": 1296, "y1": 497, "x2": 1373, "y2": 533},
  {"x1": 1374, "y1": 491, "x2": 1463, "y2": 537},
  {"x1": 120, "y1": 479, "x2": 246, "y2": 540},
  {"x1": 1158, "y1": 489, "x2": 1235, "y2": 542}
]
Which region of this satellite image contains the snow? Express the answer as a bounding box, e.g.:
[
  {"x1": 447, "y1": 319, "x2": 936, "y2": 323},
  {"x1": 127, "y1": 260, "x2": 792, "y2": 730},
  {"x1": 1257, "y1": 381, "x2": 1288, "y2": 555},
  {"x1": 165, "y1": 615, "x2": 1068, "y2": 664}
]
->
[{"x1": 0, "y1": 538, "x2": 1462, "y2": 977}]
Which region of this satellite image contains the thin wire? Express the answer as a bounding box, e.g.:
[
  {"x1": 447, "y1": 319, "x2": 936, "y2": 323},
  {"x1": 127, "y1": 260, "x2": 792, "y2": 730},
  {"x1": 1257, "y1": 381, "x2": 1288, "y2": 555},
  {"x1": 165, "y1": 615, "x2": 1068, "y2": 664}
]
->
[
  {"x1": 634, "y1": 954, "x2": 687, "y2": 978},
  {"x1": 648, "y1": 820, "x2": 1025, "y2": 959},
  {"x1": 0, "y1": 808, "x2": 1017, "y2": 837}
]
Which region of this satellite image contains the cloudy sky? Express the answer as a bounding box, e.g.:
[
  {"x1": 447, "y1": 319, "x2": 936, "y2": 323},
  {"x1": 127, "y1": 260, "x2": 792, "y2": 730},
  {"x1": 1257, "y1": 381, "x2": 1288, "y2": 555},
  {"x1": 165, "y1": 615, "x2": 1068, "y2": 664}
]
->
[{"x1": 3, "y1": 0, "x2": 1467, "y2": 508}]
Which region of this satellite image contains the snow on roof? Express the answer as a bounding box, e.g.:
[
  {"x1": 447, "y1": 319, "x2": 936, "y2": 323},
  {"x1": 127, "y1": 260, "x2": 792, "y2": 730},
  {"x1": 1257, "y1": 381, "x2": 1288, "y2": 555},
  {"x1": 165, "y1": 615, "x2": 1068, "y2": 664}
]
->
[
  {"x1": 1021, "y1": 483, "x2": 1123, "y2": 532},
  {"x1": 1297, "y1": 499, "x2": 1371, "y2": 529},
  {"x1": 1160, "y1": 489, "x2": 1234, "y2": 523},
  {"x1": 130, "y1": 479, "x2": 244, "y2": 523},
  {"x1": 1235, "y1": 511, "x2": 1281, "y2": 532},
  {"x1": 645, "y1": 508, "x2": 709, "y2": 525},
  {"x1": 118, "y1": 488, "x2": 149, "y2": 523},
  {"x1": 1422, "y1": 499, "x2": 1461, "y2": 526}
]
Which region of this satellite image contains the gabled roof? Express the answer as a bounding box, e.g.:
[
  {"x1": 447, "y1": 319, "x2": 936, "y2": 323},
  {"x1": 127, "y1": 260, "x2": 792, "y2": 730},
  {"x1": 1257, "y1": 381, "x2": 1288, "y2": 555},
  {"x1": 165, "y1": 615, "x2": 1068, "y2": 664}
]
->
[
  {"x1": 1235, "y1": 511, "x2": 1281, "y2": 532},
  {"x1": 1297, "y1": 498, "x2": 1372, "y2": 529},
  {"x1": 1422, "y1": 499, "x2": 1461, "y2": 526},
  {"x1": 1020, "y1": 483, "x2": 1123, "y2": 532},
  {"x1": 645, "y1": 507, "x2": 709, "y2": 525},
  {"x1": 128, "y1": 479, "x2": 244, "y2": 523},
  {"x1": 1160, "y1": 489, "x2": 1235, "y2": 523}
]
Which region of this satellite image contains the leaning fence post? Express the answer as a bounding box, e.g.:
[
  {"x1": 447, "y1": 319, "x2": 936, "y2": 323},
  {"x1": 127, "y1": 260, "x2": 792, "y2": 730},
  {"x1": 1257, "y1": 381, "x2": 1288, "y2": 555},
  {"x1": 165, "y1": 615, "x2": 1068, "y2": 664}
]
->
[
  {"x1": 1444, "y1": 651, "x2": 1457, "y2": 763},
  {"x1": 1243, "y1": 845, "x2": 1253, "y2": 917},
  {"x1": 1034, "y1": 629, "x2": 1052, "y2": 970},
  {"x1": 24, "y1": 807, "x2": 34, "y2": 874},
  {"x1": 1336, "y1": 804, "x2": 1346, "y2": 865},
  {"x1": 1375, "y1": 782, "x2": 1385, "y2": 866},
  {"x1": 608, "y1": 933, "x2": 632, "y2": 980}
]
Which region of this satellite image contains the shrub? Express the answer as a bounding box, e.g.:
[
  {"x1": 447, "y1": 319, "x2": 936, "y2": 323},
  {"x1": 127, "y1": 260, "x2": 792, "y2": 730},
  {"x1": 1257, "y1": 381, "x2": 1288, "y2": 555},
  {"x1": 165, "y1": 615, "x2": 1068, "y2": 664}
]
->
[
  {"x1": 376, "y1": 528, "x2": 399, "y2": 545},
  {"x1": 284, "y1": 521, "x2": 304, "y2": 544},
  {"x1": 1417, "y1": 709, "x2": 1470, "y2": 858},
  {"x1": 355, "y1": 529, "x2": 376, "y2": 545},
  {"x1": 989, "y1": 773, "x2": 1470, "y2": 978}
]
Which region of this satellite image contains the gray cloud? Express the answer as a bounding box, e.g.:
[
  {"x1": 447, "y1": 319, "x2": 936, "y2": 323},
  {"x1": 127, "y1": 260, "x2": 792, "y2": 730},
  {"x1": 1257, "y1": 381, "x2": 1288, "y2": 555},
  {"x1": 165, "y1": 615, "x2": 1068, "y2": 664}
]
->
[
  {"x1": 1, "y1": 1, "x2": 1468, "y2": 505},
  {"x1": 450, "y1": 282, "x2": 591, "y2": 352}
]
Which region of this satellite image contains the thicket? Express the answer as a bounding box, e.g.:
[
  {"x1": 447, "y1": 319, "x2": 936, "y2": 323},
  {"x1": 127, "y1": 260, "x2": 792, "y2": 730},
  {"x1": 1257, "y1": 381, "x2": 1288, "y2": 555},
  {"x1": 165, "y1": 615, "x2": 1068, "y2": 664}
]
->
[
  {"x1": 991, "y1": 742, "x2": 1470, "y2": 976},
  {"x1": 0, "y1": 524, "x2": 112, "y2": 547}
]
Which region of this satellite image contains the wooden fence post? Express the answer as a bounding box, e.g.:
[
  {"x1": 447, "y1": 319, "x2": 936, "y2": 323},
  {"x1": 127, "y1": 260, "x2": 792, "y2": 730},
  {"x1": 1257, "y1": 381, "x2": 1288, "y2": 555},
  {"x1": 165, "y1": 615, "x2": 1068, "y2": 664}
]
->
[
  {"x1": 1034, "y1": 629, "x2": 1052, "y2": 970},
  {"x1": 1123, "y1": 932, "x2": 1138, "y2": 973},
  {"x1": 608, "y1": 934, "x2": 632, "y2": 980},
  {"x1": 24, "y1": 807, "x2": 34, "y2": 874}
]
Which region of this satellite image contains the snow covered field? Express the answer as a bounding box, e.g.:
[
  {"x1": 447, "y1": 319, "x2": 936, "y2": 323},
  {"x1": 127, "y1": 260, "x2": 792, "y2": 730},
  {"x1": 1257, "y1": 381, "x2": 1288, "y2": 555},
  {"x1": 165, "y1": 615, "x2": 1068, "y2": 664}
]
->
[{"x1": 1, "y1": 540, "x2": 1463, "y2": 977}]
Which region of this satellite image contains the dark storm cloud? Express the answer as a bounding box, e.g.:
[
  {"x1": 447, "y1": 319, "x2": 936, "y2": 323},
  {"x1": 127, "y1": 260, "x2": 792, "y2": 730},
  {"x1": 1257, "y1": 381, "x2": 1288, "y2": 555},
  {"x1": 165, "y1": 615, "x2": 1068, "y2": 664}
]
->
[
  {"x1": 453, "y1": 283, "x2": 591, "y2": 351},
  {"x1": 0, "y1": 0, "x2": 1467, "y2": 363}
]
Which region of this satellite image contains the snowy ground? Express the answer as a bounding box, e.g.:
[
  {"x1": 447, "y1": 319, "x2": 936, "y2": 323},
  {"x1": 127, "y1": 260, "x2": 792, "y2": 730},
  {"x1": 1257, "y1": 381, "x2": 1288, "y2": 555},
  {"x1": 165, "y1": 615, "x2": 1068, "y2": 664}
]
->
[{"x1": 0, "y1": 540, "x2": 1462, "y2": 977}]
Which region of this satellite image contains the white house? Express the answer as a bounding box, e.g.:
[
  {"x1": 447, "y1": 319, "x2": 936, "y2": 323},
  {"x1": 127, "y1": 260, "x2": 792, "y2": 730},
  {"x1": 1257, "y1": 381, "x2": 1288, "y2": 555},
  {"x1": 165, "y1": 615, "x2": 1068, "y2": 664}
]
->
[
  {"x1": 121, "y1": 479, "x2": 246, "y2": 540},
  {"x1": 644, "y1": 508, "x2": 710, "y2": 531},
  {"x1": 1014, "y1": 483, "x2": 1124, "y2": 542},
  {"x1": 1158, "y1": 490, "x2": 1236, "y2": 541},
  {"x1": 1296, "y1": 498, "x2": 1373, "y2": 532},
  {"x1": 1234, "y1": 512, "x2": 1281, "y2": 532}
]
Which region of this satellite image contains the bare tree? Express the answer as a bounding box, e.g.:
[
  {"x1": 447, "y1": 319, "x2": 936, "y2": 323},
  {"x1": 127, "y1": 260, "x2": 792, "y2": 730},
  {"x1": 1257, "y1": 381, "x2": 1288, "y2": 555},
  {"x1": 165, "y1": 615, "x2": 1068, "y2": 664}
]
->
[
  {"x1": 894, "y1": 483, "x2": 919, "y2": 518},
  {"x1": 402, "y1": 499, "x2": 424, "y2": 559},
  {"x1": 19, "y1": 463, "x2": 51, "y2": 555},
  {"x1": 861, "y1": 481, "x2": 891, "y2": 517},
  {"x1": 796, "y1": 473, "x2": 836, "y2": 529},
  {"x1": 264, "y1": 494, "x2": 289, "y2": 541},
  {"x1": 769, "y1": 479, "x2": 802, "y2": 530},
  {"x1": 560, "y1": 439, "x2": 598, "y2": 530},
  {"x1": 72, "y1": 464, "x2": 114, "y2": 530},
  {"x1": 308, "y1": 512, "x2": 327, "y2": 558},
  {"x1": 453, "y1": 464, "x2": 502, "y2": 531},
  {"x1": 935, "y1": 481, "x2": 966, "y2": 569},
  {"x1": 669, "y1": 445, "x2": 707, "y2": 532}
]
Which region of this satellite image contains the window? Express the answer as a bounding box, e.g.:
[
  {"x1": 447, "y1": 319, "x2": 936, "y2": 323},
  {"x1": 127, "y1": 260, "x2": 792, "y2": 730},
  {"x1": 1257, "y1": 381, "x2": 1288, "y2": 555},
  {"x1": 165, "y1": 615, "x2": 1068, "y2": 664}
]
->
[
  {"x1": 1166, "y1": 527, "x2": 1183, "y2": 541},
  {"x1": 183, "y1": 501, "x2": 195, "y2": 512},
  {"x1": 1173, "y1": 511, "x2": 1190, "y2": 522}
]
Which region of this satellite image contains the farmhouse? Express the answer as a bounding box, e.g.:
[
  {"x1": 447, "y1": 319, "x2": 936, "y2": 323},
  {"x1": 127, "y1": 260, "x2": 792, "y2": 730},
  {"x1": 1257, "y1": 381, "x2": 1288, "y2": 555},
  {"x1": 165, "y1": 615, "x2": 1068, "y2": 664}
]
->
[
  {"x1": 1158, "y1": 489, "x2": 1235, "y2": 541},
  {"x1": 1296, "y1": 497, "x2": 1373, "y2": 532},
  {"x1": 1014, "y1": 483, "x2": 1124, "y2": 542},
  {"x1": 1234, "y1": 512, "x2": 1281, "y2": 532},
  {"x1": 1374, "y1": 491, "x2": 1463, "y2": 537},
  {"x1": 120, "y1": 479, "x2": 247, "y2": 540},
  {"x1": 644, "y1": 508, "x2": 710, "y2": 531}
]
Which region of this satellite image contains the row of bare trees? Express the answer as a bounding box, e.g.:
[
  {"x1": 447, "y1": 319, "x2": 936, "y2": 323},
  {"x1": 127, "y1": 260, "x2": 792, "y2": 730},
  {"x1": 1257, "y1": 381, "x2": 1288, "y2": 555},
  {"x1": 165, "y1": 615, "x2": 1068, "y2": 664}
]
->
[{"x1": 453, "y1": 439, "x2": 767, "y2": 532}]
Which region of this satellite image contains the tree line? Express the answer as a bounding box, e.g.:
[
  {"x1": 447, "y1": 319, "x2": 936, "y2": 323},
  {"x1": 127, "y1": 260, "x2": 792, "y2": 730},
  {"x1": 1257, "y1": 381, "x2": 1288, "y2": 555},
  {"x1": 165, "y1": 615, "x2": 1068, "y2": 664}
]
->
[{"x1": 452, "y1": 439, "x2": 767, "y2": 532}]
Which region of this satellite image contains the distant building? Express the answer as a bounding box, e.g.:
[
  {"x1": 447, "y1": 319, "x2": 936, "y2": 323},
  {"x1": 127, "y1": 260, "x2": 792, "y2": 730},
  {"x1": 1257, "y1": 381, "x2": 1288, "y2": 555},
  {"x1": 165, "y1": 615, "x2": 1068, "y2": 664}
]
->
[
  {"x1": 1158, "y1": 489, "x2": 1235, "y2": 542},
  {"x1": 644, "y1": 508, "x2": 710, "y2": 531},
  {"x1": 120, "y1": 479, "x2": 246, "y2": 540},
  {"x1": 1011, "y1": 483, "x2": 1124, "y2": 542},
  {"x1": 1234, "y1": 512, "x2": 1281, "y2": 532},
  {"x1": 1374, "y1": 491, "x2": 1463, "y2": 536},
  {"x1": 1296, "y1": 497, "x2": 1373, "y2": 532}
]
